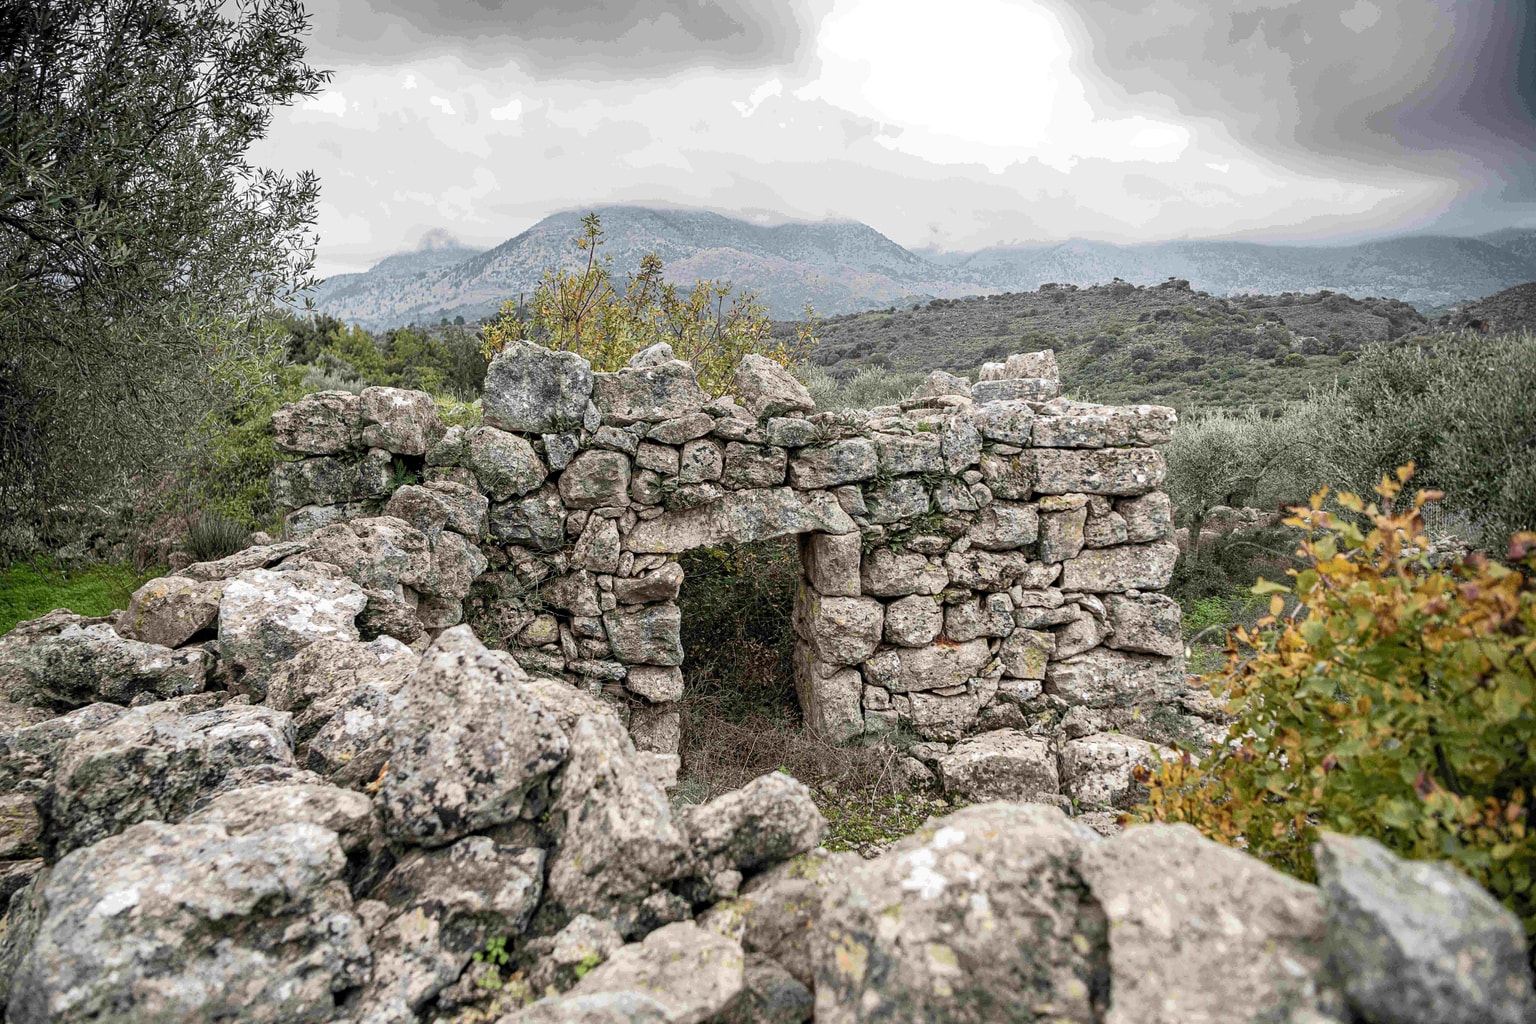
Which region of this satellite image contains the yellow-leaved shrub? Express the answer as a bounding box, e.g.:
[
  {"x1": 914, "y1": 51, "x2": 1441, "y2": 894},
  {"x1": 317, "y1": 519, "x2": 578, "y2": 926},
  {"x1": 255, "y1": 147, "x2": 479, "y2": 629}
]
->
[
  {"x1": 1136, "y1": 466, "x2": 1536, "y2": 943},
  {"x1": 480, "y1": 213, "x2": 816, "y2": 395}
]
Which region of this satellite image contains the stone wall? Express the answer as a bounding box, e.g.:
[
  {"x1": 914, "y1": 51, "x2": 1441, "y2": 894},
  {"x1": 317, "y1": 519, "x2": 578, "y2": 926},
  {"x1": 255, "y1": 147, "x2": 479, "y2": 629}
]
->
[{"x1": 268, "y1": 342, "x2": 1204, "y2": 803}]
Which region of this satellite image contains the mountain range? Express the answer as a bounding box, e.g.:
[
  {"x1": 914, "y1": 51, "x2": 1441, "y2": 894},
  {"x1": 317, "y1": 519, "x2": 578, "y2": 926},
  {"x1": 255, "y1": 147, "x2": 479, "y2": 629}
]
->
[{"x1": 306, "y1": 205, "x2": 1536, "y2": 328}]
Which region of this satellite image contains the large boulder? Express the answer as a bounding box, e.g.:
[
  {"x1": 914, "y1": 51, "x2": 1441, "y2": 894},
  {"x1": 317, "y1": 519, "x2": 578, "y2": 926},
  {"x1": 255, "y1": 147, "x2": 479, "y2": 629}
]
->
[
  {"x1": 379, "y1": 627, "x2": 568, "y2": 847},
  {"x1": 360, "y1": 385, "x2": 444, "y2": 455},
  {"x1": 812, "y1": 803, "x2": 1107, "y2": 1023},
  {"x1": 1314, "y1": 831, "x2": 1536, "y2": 1024},
  {"x1": 1058, "y1": 733, "x2": 1174, "y2": 811},
  {"x1": 290, "y1": 515, "x2": 432, "y2": 593},
  {"x1": 264, "y1": 636, "x2": 418, "y2": 747},
  {"x1": 384, "y1": 480, "x2": 489, "y2": 541},
  {"x1": 1078, "y1": 824, "x2": 1340, "y2": 1024},
  {"x1": 593, "y1": 361, "x2": 709, "y2": 425},
  {"x1": 271, "y1": 389, "x2": 361, "y2": 454},
  {"x1": 213, "y1": 567, "x2": 367, "y2": 697},
  {"x1": 538, "y1": 922, "x2": 746, "y2": 1024},
  {"x1": 680, "y1": 772, "x2": 826, "y2": 880},
  {"x1": 3, "y1": 820, "x2": 370, "y2": 1024},
  {"x1": 114, "y1": 575, "x2": 224, "y2": 648},
  {"x1": 937, "y1": 730, "x2": 1059, "y2": 802},
  {"x1": 626, "y1": 489, "x2": 855, "y2": 553},
  {"x1": 735, "y1": 354, "x2": 814, "y2": 419},
  {"x1": 465, "y1": 425, "x2": 549, "y2": 501},
  {"x1": 483, "y1": 340, "x2": 596, "y2": 434},
  {"x1": 1031, "y1": 448, "x2": 1166, "y2": 496},
  {"x1": 0, "y1": 622, "x2": 207, "y2": 711}
]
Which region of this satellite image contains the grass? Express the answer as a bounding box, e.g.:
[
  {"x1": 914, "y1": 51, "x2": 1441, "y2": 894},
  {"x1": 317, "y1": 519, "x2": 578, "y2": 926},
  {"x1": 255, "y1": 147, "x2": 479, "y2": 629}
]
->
[{"x1": 0, "y1": 561, "x2": 162, "y2": 635}]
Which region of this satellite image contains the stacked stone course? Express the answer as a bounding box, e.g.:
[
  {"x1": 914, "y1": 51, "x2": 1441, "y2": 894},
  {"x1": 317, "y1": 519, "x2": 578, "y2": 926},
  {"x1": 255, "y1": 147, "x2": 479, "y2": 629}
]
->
[{"x1": 268, "y1": 341, "x2": 1209, "y2": 809}]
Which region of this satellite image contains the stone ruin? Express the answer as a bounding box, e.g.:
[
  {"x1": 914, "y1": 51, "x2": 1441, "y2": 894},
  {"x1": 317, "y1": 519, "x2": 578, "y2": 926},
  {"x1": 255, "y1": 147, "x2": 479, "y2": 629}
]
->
[{"x1": 266, "y1": 342, "x2": 1218, "y2": 810}]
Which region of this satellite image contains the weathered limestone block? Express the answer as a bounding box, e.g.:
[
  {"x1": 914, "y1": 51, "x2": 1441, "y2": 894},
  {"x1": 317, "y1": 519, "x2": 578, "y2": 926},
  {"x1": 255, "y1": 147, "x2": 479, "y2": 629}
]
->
[
  {"x1": 941, "y1": 416, "x2": 982, "y2": 474},
  {"x1": 937, "y1": 729, "x2": 1058, "y2": 802},
  {"x1": 543, "y1": 431, "x2": 581, "y2": 470},
  {"x1": 560, "y1": 449, "x2": 633, "y2": 509},
  {"x1": 482, "y1": 340, "x2": 595, "y2": 433},
  {"x1": 270, "y1": 456, "x2": 360, "y2": 509},
  {"x1": 860, "y1": 547, "x2": 948, "y2": 597},
  {"x1": 1059, "y1": 732, "x2": 1174, "y2": 810},
  {"x1": 605, "y1": 603, "x2": 684, "y2": 667},
  {"x1": 421, "y1": 529, "x2": 489, "y2": 601},
  {"x1": 293, "y1": 515, "x2": 432, "y2": 593},
  {"x1": 1314, "y1": 831, "x2": 1536, "y2": 1024},
  {"x1": 883, "y1": 595, "x2": 944, "y2": 647},
  {"x1": 215, "y1": 568, "x2": 366, "y2": 695},
  {"x1": 542, "y1": 571, "x2": 602, "y2": 618},
  {"x1": 1052, "y1": 605, "x2": 1106, "y2": 659},
  {"x1": 1060, "y1": 540, "x2": 1179, "y2": 592},
  {"x1": 787, "y1": 439, "x2": 877, "y2": 489},
  {"x1": 681, "y1": 771, "x2": 826, "y2": 878},
  {"x1": 978, "y1": 451, "x2": 1033, "y2": 499},
  {"x1": 944, "y1": 593, "x2": 1014, "y2": 642},
  {"x1": 1031, "y1": 399, "x2": 1178, "y2": 448},
  {"x1": 271, "y1": 390, "x2": 360, "y2": 454},
  {"x1": 965, "y1": 500, "x2": 1039, "y2": 550},
  {"x1": 0, "y1": 620, "x2": 209, "y2": 712},
  {"x1": 114, "y1": 575, "x2": 223, "y2": 648},
  {"x1": 793, "y1": 646, "x2": 864, "y2": 742},
  {"x1": 1116, "y1": 492, "x2": 1174, "y2": 543},
  {"x1": 972, "y1": 377, "x2": 1059, "y2": 403},
  {"x1": 385, "y1": 481, "x2": 489, "y2": 540},
  {"x1": 905, "y1": 673, "x2": 1000, "y2": 741},
  {"x1": 762, "y1": 417, "x2": 819, "y2": 447},
  {"x1": 1079, "y1": 824, "x2": 1337, "y2": 1024},
  {"x1": 465, "y1": 425, "x2": 548, "y2": 501},
  {"x1": 488, "y1": 490, "x2": 566, "y2": 551},
  {"x1": 380, "y1": 627, "x2": 567, "y2": 846},
  {"x1": 721, "y1": 442, "x2": 787, "y2": 488},
  {"x1": 916, "y1": 370, "x2": 973, "y2": 399},
  {"x1": 860, "y1": 637, "x2": 990, "y2": 693},
  {"x1": 612, "y1": 562, "x2": 684, "y2": 604},
  {"x1": 943, "y1": 549, "x2": 1046, "y2": 591},
  {"x1": 812, "y1": 804, "x2": 1103, "y2": 1024},
  {"x1": 636, "y1": 441, "x2": 681, "y2": 475},
  {"x1": 735, "y1": 354, "x2": 815, "y2": 419},
  {"x1": 648, "y1": 412, "x2": 716, "y2": 445},
  {"x1": 1083, "y1": 509, "x2": 1129, "y2": 548},
  {"x1": 874, "y1": 432, "x2": 943, "y2": 475},
  {"x1": 594, "y1": 360, "x2": 708, "y2": 425},
  {"x1": 792, "y1": 587, "x2": 882, "y2": 666},
  {"x1": 360, "y1": 386, "x2": 444, "y2": 455},
  {"x1": 678, "y1": 439, "x2": 724, "y2": 484},
  {"x1": 574, "y1": 516, "x2": 622, "y2": 574},
  {"x1": 1105, "y1": 593, "x2": 1183, "y2": 657},
  {"x1": 801, "y1": 532, "x2": 862, "y2": 598},
  {"x1": 998, "y1": 627, "x2": 1053, "y2": 679},
  {"x1": 625, "y1": 665, "x2": 685, "y2": 703},
  {"x1": 545, "y1": 923, "x2": 745, "y2": 1024},
  {"x1": 863, "y1": 477, "x2": 931, "y2": 524},
  {"x1": 354, "y1": 446, "x2": 396, "y2": 498},
  {"x1": 592, "y1": 424, "x2": 641, "y2": 455},
  {"x1": 1032, "y1": 447, "x2": 1166, "y2": 496},
  {"x1": 1002, "y1": 349, "x2": 1059, "y2": 380},
  {"x1": 1045, "y1": 648, "x2": 1184, "y2": 709},
  {"x1": 627, "y1": 488, "x2": 854, "y2": 553},
  {"x1": 971, "y1": 399, "x2": 1035, "y2": 445},
  {"x1": 1039, "y1": 505, "x2": 1089, "y2": 562}
]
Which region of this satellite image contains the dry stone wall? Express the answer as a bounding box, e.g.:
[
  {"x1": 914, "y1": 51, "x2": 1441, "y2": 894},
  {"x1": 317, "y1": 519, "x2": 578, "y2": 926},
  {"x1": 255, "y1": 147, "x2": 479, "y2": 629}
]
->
[{"x1": 269, "y1": 342, "x2": 1200, "y2": 805}]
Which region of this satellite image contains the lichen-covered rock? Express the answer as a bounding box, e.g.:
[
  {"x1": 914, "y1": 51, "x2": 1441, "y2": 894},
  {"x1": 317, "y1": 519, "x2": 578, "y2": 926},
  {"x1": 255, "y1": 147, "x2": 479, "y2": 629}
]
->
[
  {"x1": 793, "y1": 650, "x2": 864, "y2": 743},
  {"x1": 1045, "y1": 647, "x2": 1184, "y2": 709},
  {"x1": 489, "y1": 490, "x2": 567, "y2": 551},
  {"x1": 612, "y1": 562, "x2": 685, "y2": 604},
  {"x1": 998, "y1": 627, "x2": 1053, "y2": 680},
  {"x1": 971, "y1": 400, "x2": 1035, "y2": 445},
  {"x1": 594, "y1": 360, "x2": 709, "y2": 425},
  {"x1": 545, "y1": 713, "x2": 689, "y2": 920},
  {"x1": 1039, "y1": 504, "x2": 1088, "y2": 562},
  {"x1": 801, "y1": 531, "x2": 862, "y2": 598},
  {"x1": 559, "y1": 449, "x2": 633, "y2": 509},
  {"x1": 966, "y1": 500, "x2": 1039, "y2": 550},
  {"x1": 483, "y1": 340, "x2": 596, "y2": 434},
  {"x1": 1058, "y1": 732, "x2": 1174, "y2": 811},
  {"x1": 863, "y1": 477, "x2": 930, "y2": 524},
  {"x1": 860, "y1": 547, "x2": 948, "y2": 598},
  {"x1": 1314, "y1": 831, "x2": 1536, "y2": 1024},
  {"x1": 943, "y1": 593, "x2": 1014, "y2": 642},
  {"x1": 1078, "y1": 824, "x2": 1338, "y2": 1024},
  {"x1": 4, "y1": 820, "x2": 369, "y2": 1024},
  {"x1": 627, "y1": 488, "x2": 854, "y2": 553},
  {"x1": 1060, "y1": 540, "x2": 1179, "y2": 592},
  {"x1": 379, "y1": 627, "x2": 568, "y2": 846},
  {"x1": 812, "y1": 803, "x2": 1107, "y2": 1024},
  {"x1": 214, "y1": 567, "x2": 367, "y2": 697},
  {"x1": 603, "y1": 602, "x2": 682, "y2": 667},
  {"x1": 1032, "y1": 447, "x2": 1166, "y2": 496},
  {"x1": 1104, "y1": 593, "x2": 1183, "y2": 657},
  {"x1": 264, "y1": 635, "x2": 418, "y2": 745},
  {"x1": 271, "y1": 455, "x2": 363, "y2": 509},
  {"x1": 500, "y1": 991, "x2": 673, "y2": 1024},
  {"x1": 718, "y1": 954, "x2": 816, "y2": 1024},
  {"x1": 358, "y1": 837, "x2": 545, "y2": 1020},
  {"x1": 114, "y1": 575, "x2": 224, "y2": 648},
  {"x1": 883, "y1": 595, "x2": 944, "y2": 647},
  {"x1": 787, "y1": 439, "x2": 878, "y2": 489},
  {"x1": 860, "y1": 638, "x2": 991, "y2": 693},
  {"x1": 937, "y1": 730, "x2": 1058, "y2": 802},
  {"x1": 292, "y1": 515, "x2": 432, "y2": 593},
  {"x1": 700, "y1": 849, "x2": 853, "y2": 991},
  {"x1": 0, "y1": 623, "x2": 208, "y2": 711},
  {"x1": 972, "y1": 377, "x2": 1058, "y2": 403},
  {"x1": 384, "y1": 480, "x2": 489, "y2": 540},
  {"x1": 271, "y1": 389, "x2": 361, "y2": 454},
  {"x1": 736, "y1": 354, "x2": 815, "y2": 419},
  {"x1": 626, "y1": 664, "x2": 685, "y2": 702},
  {"x1": 553, "y1": 922, "x2": 746, "y2": 1024},
  {"x1": 721, "y1": 442, "x2": 788, "y2": 488},
  {"x1": 792, "y1": 587, "x2": 883, "y2": 666},
  {"x1": 360, "y1": 385, "x2": 444, "y2": 455},
  {"x1": 1115, "y1": 491, "x2": 1174, "y2": 542},
  {"x1": 875, "y1": 432, "x2": 944, "y2": 475},
  {"x1": 680, "y1": 772, "x2": 826, "y2": 879},
  {"x1": 1031, "y1": 400, "x2": 1177, "y2": 448},
  {"x1": 465, "y1": 425, "x2": 549, "y2": 501}
]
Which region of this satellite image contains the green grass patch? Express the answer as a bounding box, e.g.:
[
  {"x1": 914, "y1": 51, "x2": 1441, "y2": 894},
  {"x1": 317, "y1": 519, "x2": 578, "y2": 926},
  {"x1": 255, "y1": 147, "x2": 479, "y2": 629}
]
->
[
  {"x1": 821, "y1": 791, "x2": 962, "y2": 854},
  {"x1": 0, "y1": 562, "x2": 162, "y2": 635}
]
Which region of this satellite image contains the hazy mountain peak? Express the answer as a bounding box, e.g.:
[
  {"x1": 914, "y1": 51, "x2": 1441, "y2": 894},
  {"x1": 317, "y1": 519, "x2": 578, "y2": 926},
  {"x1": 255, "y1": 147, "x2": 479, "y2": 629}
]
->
[{"x1": 415, "y1": 227, "x2": 471, "y2": 252}]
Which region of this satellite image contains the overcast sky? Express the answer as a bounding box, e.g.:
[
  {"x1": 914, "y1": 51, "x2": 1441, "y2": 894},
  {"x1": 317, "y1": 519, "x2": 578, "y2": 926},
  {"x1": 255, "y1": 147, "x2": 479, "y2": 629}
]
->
[{"x1": 251, "y1": 0, "x2": 1536, "y2": 275}]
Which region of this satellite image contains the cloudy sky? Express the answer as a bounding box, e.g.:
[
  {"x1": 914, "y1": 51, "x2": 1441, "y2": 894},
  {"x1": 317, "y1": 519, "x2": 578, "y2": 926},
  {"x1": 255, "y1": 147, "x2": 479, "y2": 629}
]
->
[{"x1": 251, "y1": 0, "x2": 1536, "y2": 275}]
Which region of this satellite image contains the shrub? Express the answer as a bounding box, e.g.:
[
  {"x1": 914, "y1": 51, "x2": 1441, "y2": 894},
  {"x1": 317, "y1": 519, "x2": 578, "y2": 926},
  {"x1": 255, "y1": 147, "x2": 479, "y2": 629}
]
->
[
  {"x1": 1137, "y1": 468, "x2": 1536, "y2": 945},
  {"x1": 480, "y1": 213, "x2": 817, "y2": 395},
  {"x1": 185, "y1": 511, "x2": 252, "y2": 562}
]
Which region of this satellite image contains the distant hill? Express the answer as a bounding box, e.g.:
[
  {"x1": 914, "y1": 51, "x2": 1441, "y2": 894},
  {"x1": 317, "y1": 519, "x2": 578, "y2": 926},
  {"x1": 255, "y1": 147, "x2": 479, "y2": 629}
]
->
[
  {"x1": 809, "y1": 279, "x2": 1434, "y2": 411},
  {"x1": 924, "y1": 231, "x2": 1536, "y2": 310},
  {"x1": 305, "y1": 206, "x2": 1536, "y2": 330},
  {"x1": 1444, "y1": 281, "x2": 1536, "y2": 335},
  {"x1": 305, "y1": 207, "x2": 978, "y2": 329}
]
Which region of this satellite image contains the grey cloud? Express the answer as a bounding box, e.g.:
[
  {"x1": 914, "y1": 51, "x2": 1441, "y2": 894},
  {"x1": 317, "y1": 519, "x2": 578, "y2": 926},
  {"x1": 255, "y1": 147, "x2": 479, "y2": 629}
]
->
[
  {"x1": 1040, "y1": 0, "x2": 1536, "y2": 223},
  {"x1": 307, "y1": 0, "x2": 818, "y2": 76}
]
